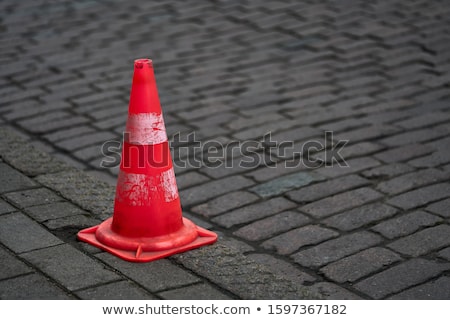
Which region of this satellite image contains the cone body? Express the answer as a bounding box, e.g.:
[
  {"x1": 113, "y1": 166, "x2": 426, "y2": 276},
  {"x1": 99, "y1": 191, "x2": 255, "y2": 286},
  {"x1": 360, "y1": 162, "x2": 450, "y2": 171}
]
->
[{"x1": 77, "y1": 59, "x2": 217, "y2": 262}]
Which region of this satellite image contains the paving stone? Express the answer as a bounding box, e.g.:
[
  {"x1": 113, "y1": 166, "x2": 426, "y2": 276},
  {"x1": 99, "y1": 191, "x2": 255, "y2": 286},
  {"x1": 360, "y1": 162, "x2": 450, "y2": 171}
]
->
[
  {"x1": 36, "y1": 170, "x2": 115, "y2": 220},
  {"x1": 0, "y1": 212, "x2": 63, "y2": 253},
  {"x1": 245, "y1": 163, "x2": 309, "y2": 182},
  {"x1": 292, "y1": 231, "x2": 383, "y2": 268},
  {"x1": 3, "y1": 188, "x2": 63, "y2": 209},
  {"x1": 247, "y1": 253, "x2": 316, "y2": 284},
  {"x1": 0, "y1": 273, "x2": 71, "y2": 299},
  {"x1": 323, "y1": 203, "x2": 398, "y2": 231},
  {"x1": 159, "y1": 283, "x2": 232, "y2": 300},
  {"x1": 76, "y1": 281, "x2": 157, "y2": 300},
  {"x1": 426, "y1": 198, "x2": 450, "y2": 218},
  {"x1": 176, "y1": 171, "x2": 210, "y2": 190},
  {"x1": 199, "y1": 154, "x2": 269, "y2": 179},
  {"x1": 0, "y1": 246, "x2": 32, "y2": 280},
  {"x1": 316, "y1": 157, "x2": 382, "y2": 178},
  {"x1": 55, "y1": 131, "x2": 117, "y2": 151},
  {"x1": 394, "y1": 111, "x2": 450, "y2": 130},
  {"x1": 371, "y1": 210, "x2": 443, "y2": 239},
  {"x1": 287, "y1": 174, "x2": 369, "y2": 203},
  {"x1": 438, "y1": 247, "x2": 450, "y2": 261},
  {"x1": 309, "y1": 282, "x2": 362, "y2": 300},
  {"x1": 180, "y1": 176, "x2": 254, "y2": 207},
  {"x1": 249, "y1": 171, "x2": 324, "y2": 198},
  {"x1": 233, "y1": 210, "x2": 311, "y2": 242},
  {"x1": 262, "y1": 225, "x2": 338, "y2": 255},
  {"x1": 411, "y1": 148, "x2": 450, "y2": 169},
  {"x1": 379, "y1": 124, "x2": 450, "y2": 147},
  {"x1": 376, "y1": 168, "x2": 449, "y2": 195},
  {"x1": 73, "y1": 145, "x2": 105, "y2": 161},
  {"x1": 387, "y1": 183, "x2": 450, "y2": 210},
  {"x1": 44, "y1": 126, "x2": 96, "y2": 143},
  {"x1": 361, "y1": 164, "x2": 415, "y2": 181},
  {"x1": 374, "y1": 143, "x2": 435, "y2": 163},
  {"x1": 21, "y1": 244, "x2": 121, "y2": 291},
  {"x1": 314, "y1": 141, "x2": 384, "y2": 163},
  {"x1": 300, "y1": 187, "x2": 383, "y2": 218},
  {"x1": 320, "y1": 247, "x2": 402, "y2": 283},
  {"x1": 212, "y1": 197, "x2": 297, "y2": 228},
  {"x1": 191, "y1": 191, "x2": 259, "y2": 218},
  {"x1": 23, "y1": 201, "x2": 88, "y2": 222},
  {"x1": 0, "y1": 127, "x2": 71, "y2": 176},
  {"x1": 389, "y1": 276, "x2": 450, "y2": 300},
  {"x1": 19, "y1": 114, "x2": 91, "y2": 134},
  {"x1": 387, "y1": 225, "x2": 450, "y2": 257},
  {"x1": 43, "y1": 214, "x2": 101, "y2": 231},
  {"x1": 335, "y1": 125, "x2": 400, "y2": 144},
  {"x1": 353, "y1": 259, "x2": 449, "y2": 299},
  {"x1": 96, "y1": 253, "x2": 200, "y2": 293},
  {"x1": 173, "y1": 243, "x2": 319, "y2": 299},
  {"x1": 0, "y1": 163, "x2": 37, "y2": 193},
  {"x1": 0, "y1": 199, "x2": 16, "y2": 215}
]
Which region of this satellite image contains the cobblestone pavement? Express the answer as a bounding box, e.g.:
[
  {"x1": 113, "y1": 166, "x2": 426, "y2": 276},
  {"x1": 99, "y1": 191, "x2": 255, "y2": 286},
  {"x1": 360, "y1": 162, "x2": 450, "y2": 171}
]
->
[{"x1": 1, "y1": 0, "x2": 450, "y2": 299}]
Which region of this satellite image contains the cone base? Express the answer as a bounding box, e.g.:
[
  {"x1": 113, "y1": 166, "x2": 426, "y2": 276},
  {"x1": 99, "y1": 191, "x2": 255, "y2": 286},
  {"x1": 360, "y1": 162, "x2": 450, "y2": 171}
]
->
[{"x1": 77, "y1": 217, "x2": 217, "y2": 262}]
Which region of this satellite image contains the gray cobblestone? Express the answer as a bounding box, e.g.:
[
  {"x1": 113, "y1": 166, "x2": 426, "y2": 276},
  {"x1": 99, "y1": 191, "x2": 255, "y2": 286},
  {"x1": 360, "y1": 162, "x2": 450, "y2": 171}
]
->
[
  {"x1": 54, "y1": 131, "x2": 117, "y2": 151},
  {"x1": 191, "y1": 191, "x2": 259, "y2": 218},
  {"x1": 376, "y1": 168, "x2": 449, "y2": 195},
  {"x1": 316, "y1": 157, "x2": 382, "y2": 178},
  {"x1": 300, "y1": 187, "x2": 383, "y2": 218},
  {"x1": 0, "y1": 163, "x2": 37, "y2": 193},
  {"x1": 374, "y1": 143, "x2": 435, "y2": 163},
  {"x1": 0, "y1": 212, "x2": 63, "y2": 253},
  {"x1": 96, "y1": 253, "x2": 201, "y2": 293},
  {"x1": 3, "y1": 188, "x2": 63, "y2": 209},
  {"x1": 387, "y1": 225, "x2": 450, "y2": 257},
  {"x1": 309, "y1": 282, "x2": 362, "y2": 300},
  {"x1": 320, "y1": 247, "x2": 402, "y2": 283},
  {"x1": 247, "y1": 253, "x2": 316, "y2": 284},
  {"x1": 21, "y1": 244, "x2": 121, "y2": 291},
  {"x1": 159, "y1": 283, "x2": 232, "y2": 300},
  {"x1": 292, "y1": 231, "x2": 383, "y2": 268},
  {"x1": 387, "y1": 183, "x2": 450, "y2": 210},
  {"x1": 380, "y1": 124, "x2": 450, "y2": 147},
  {"x1": 24, "y1": 202, "x2": 88, "y2": 222},
  {"x1": 233, "y1": 211, "x2": 311, "y2": 242},
  {"x1": 371, "y1": 211, "x2": 443, "y2": 239},
  {"x1": 438, "y1": 247, "x2": 450, "y2": 261},
  {"x1": 180, "y1": 176, "x2": 254, "y2": 207},
  {"x1": 249, "y1": 171, "x2": 324, "y2": 198},
  {"x1": 361, "y1": 163, "x2": 414, "y2": 179},
  {"x1": 287, "y1": 174, "x2": 369, "y2": 203},
  {"x1": 426, "y1": 198, "x2": 450, "y2": 218},
  {"x1": 389, "y1": 276, "x2": 450, "y2": 299},
  {"x1": 0, "y1": 247, "x2": 32, "y2": 280},
  {"x1": 0, "y1": 273, "x2": 70, "y2": 299},
  {"x1": 75, "y1": 281, "x2": 157, "y2": 300},
  {"x1": 323, "y1": 203, "x2": 398, "y2": 232},
  {"x1": 0, "y1": 199, "x2": 16, "y2": 215},
  {"x1": 262, "y1": 225, "x2": 338, "y2": 255},
  {"x1": 212, "y1": 197, "x2": 296, "y2": 228},
  {"x1": 354, "y1": 259, "x2": 449, "y2": 299}
]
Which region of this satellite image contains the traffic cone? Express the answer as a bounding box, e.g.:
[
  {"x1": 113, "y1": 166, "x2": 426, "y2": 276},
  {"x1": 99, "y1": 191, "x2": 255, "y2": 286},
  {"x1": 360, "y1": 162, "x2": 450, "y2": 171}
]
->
[{"x1": 77, "y1": 58, "x2": 217, "y2": 262}]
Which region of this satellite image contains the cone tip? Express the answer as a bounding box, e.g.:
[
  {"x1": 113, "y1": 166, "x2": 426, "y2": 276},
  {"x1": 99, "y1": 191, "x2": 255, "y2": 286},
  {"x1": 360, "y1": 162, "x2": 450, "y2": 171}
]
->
[{"x1": 134, "y1": 59, "x2": 153, "y2": 69}]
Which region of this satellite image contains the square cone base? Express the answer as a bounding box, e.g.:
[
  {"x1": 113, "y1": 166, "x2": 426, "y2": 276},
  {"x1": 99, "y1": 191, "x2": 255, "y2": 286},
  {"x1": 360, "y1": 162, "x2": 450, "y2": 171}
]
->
[{"x1": 77, "y1": 218, "x2": 218, "y2": 262}]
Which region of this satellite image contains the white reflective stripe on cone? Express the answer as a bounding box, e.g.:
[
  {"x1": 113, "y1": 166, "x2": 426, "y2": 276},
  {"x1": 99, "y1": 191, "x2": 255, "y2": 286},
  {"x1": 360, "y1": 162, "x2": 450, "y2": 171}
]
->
[
  {"x1": 125, "y1": 113, "x2": 168, "y2": 145},
  {"x1": 115, "y1": 167, "x2": 179, "y2": 205}
]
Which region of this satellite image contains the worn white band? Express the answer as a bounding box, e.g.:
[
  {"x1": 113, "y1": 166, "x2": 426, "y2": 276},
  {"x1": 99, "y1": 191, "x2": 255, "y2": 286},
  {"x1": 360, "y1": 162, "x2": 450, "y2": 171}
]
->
[
  {"x1": 125, "y1": 113, "x2": 168, "y2": 145},
  {"x1": 116, "y1": 168, "x2": 179, "y2": 205}
]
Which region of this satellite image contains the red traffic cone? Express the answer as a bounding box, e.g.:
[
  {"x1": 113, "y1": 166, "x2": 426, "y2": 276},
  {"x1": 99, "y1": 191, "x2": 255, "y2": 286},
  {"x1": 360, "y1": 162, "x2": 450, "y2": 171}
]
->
[{"x1": 77, "y1": 58, "x2": 217, "y2": 262}]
